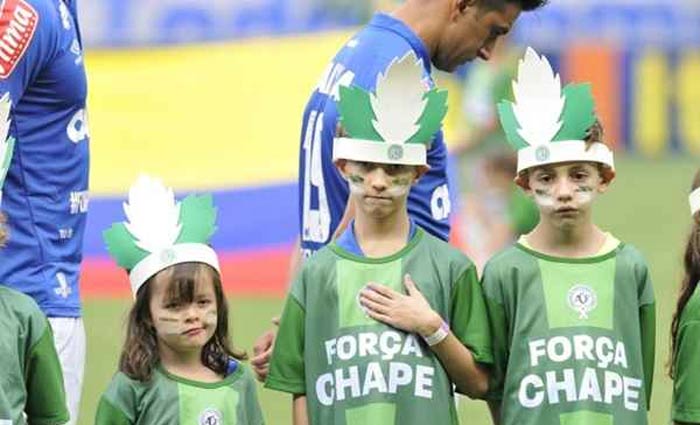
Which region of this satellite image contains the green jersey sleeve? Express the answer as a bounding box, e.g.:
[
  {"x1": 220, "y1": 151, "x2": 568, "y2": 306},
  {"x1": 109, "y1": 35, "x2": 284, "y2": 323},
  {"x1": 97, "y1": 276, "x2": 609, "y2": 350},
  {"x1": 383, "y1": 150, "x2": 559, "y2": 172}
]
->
[
  {"x1": 639, "y1": 303, "x2": 655, "y2": 411},
  {"x1": 95, "y1": 397, "x2": 132, "y2": 425},
  {"x1": 265, "y1": 270, "x2": 306, "y2": 394},
  {"x1": 240, "y1": 365, "x2": 265, "y2": 424},
  {"x1": 24, "y1": 313, "x2": 69, "y2": 425},
  {"x1": 480, "y1": 262, "x2": 508, "y2": 401},
  {"x1": 450, "y1": 264, "x2": 493, "y2": 365},
  {"x1": 95, "y1": 373, "x2": 138, "y2": 425},
  {"x1": 634, "y1": 251, "x2": 655, "y2": 409},
  {"x1": 672, "y1": 320, "x2": 700, "y2": 423}
]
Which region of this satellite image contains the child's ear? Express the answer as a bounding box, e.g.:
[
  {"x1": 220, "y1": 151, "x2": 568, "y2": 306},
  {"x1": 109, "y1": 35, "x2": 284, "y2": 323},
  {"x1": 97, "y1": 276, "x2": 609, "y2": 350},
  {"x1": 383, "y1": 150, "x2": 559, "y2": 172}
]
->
[
  {"x1": 514, "y1": 172, "x2": 531, "y2": 193},
  {"x1": 334, "y1": 159, "x2": 349, "y2": 179},
  {"x1": 597, "y1": 166, "x2": 615, "y2": 193},
  {"x1": 413, "y1": 165, "x2": 430, "y2": 183}
]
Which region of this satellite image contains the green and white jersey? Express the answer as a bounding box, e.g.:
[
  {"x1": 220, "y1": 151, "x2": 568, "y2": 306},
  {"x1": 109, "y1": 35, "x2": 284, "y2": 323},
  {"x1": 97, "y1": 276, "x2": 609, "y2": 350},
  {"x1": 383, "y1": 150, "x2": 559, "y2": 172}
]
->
[
  {"x1": 266, "y1": 228, "x2": 493, "y2": 425},
  {"x1": 0, "y1": 286, "x2": 68, "y2": 425},
  {"x1": 482, "y1": 241, "x2": 656, "y2": 425},
  {"x1": 95, "y1": 362, "x2": 264, "y2": 425},
  {"x1": 672, "y1": 284, "x2": 700, "y2": 423}
]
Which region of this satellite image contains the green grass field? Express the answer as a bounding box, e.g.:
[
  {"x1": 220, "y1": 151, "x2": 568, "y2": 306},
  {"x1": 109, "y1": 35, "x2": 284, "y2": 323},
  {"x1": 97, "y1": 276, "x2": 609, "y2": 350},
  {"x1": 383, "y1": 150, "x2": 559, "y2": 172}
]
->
[{"x1": 79, "y1": 156, "x2": 696, "y2": 424}]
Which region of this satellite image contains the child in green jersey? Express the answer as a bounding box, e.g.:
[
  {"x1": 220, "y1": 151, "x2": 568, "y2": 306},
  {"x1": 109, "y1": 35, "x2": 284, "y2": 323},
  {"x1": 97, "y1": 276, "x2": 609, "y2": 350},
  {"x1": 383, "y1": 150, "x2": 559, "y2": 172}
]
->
[
  {"x1": 0, "y1": 133, "x2": 69, "y2": 424},
  {"x1": 669, "y1": 170, "x2": 700, "y2": 425},
  {"x1": 265, "y1": 52, "x2": 493, "y2": 425},
  {"x1": 363, "y1": 47, "x2": 656, "y2": 425},
  {"x1": 95, "y1": 175, "x2": 264, "y2": 425}
]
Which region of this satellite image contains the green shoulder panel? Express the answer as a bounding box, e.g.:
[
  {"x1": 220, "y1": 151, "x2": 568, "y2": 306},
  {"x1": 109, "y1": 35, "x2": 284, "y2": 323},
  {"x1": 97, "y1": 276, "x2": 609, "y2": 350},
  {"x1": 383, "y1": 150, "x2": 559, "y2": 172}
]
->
[
  {"x1": 24, "y1": 326, "x2": 70, "y2": 425},
  {"x1": 615, "y1": 244, "x2": 655, "y2": 306}
]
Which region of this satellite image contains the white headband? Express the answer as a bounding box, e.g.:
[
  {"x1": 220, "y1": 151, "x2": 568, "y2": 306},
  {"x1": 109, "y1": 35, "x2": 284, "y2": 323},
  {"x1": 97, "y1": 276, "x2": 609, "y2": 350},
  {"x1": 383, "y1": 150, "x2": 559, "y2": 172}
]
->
[{"x1": 690, "y1": 187, "x2": 700, "y2": 216}]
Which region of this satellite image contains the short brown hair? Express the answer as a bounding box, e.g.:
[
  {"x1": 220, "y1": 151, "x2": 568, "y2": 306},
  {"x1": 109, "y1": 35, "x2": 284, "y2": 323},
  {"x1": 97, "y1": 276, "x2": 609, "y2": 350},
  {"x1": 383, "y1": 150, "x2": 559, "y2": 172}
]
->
[{"x1": 119, "y1": 262, "x2": 247, "y2": 381}]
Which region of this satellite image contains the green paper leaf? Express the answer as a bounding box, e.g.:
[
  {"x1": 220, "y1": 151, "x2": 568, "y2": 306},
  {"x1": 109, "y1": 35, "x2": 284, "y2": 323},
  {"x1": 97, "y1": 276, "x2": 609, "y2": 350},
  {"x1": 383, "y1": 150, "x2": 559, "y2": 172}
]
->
[
  {"x1": 555, "y1": 83, "x2": 596, "y2": 142},
  {"x1": 103, "y1": 223, "x2": 149, "y2": 270},
  {"x1": 497, "y1": 101, "x2": 529, "y2": 150},
  {"x1": 338, "y1": 85, "x2": 382, "y2": 141},
  {"x1": 0, "y1": 137, "x2": 14, "y2": 183},
  {"x1": 177, "y1": 194, "x2": 217, "y2": 244},
  {"x1": 407, "y1": 89, "x2": 448, "y2": 145}
]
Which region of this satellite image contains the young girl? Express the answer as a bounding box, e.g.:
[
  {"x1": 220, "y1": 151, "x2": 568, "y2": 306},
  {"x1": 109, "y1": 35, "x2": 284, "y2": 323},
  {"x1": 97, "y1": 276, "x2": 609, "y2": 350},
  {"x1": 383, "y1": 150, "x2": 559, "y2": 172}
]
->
[
  {"x1": 0, "y1": 135, "x2": 69, "y2": 425},
  {"x1": 95, "y1": 175, "x2": 264, "y2": 424},
  {"x1": 360, "y1": 48, "x2": 655, "y2": 425},
  {"x1": 670, "y1": 170, "x2": 700, "y2": 425}
]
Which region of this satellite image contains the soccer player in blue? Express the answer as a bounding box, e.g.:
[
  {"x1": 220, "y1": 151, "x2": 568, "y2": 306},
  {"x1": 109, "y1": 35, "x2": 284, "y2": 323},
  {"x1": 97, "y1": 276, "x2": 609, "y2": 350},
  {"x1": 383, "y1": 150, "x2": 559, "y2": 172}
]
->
[
  {"x1": 253, "y1": 0, "x2": 549, "y2": 381},
  {"x1": 0, "y1": 0, "x2": 88, "y2": 423}
]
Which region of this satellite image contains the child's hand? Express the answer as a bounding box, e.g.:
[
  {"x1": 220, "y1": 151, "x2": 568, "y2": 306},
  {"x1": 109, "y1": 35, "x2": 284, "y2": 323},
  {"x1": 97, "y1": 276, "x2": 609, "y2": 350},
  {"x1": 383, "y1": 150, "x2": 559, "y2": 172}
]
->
[
  {"x1": 359, "y1": 274, "x2": 443, "y2": 337},
  {"x1": 251, "y1": 317, "x2": 279, "y2": 382}
]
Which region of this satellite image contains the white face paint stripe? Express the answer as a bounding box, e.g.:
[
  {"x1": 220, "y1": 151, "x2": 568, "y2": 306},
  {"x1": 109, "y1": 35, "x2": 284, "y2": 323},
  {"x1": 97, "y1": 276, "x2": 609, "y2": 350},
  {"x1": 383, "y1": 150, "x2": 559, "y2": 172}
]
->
[{"x1": 154, "y1": 305, "x2": 217, "y2": 336}]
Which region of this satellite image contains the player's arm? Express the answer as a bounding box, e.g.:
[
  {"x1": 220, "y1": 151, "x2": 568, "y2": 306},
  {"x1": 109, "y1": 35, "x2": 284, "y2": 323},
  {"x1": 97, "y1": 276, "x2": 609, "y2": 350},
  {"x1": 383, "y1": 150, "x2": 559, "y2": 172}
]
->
[
  {"x1": 359, "y1": 274, "x2": 490, "y2": 398},
  {"x1": 265, "y1": 269, "x2": 307, "y2": 395},
  {"x1": 0, "y1": 0, "x2": 55, "y2": 109},
  {"x1": 293, "y1": 394, "x2": 309, "y2": 425}
]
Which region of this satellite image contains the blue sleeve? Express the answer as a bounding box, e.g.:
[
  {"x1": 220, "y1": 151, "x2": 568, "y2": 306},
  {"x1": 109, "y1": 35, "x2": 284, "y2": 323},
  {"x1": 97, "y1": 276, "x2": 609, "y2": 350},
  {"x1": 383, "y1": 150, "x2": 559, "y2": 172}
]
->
[{"x1": 0, "y1": 0, "x2": 59, "y2": 108}]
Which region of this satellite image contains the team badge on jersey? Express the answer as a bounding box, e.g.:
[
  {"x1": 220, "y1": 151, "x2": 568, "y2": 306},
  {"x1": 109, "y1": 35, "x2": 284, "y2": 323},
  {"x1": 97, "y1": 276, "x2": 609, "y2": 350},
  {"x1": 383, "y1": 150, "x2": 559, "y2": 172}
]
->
[
  {"x1": 0, "y1": 0, "x2": 38, "y2": 79},
  {"x1": 198, "y1": 408, "x2": 222, "y2": 425},
  {"x1": 567, "y1": 284, "x2": 597, "y2": 319}
]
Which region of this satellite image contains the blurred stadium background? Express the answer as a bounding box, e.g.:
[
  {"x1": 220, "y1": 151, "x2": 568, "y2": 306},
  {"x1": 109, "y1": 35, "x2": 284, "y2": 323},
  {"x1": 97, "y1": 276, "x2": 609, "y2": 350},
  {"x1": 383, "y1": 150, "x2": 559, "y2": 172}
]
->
[{"x1": 78, "y1": 0, "x2": 699, "y2": 423}]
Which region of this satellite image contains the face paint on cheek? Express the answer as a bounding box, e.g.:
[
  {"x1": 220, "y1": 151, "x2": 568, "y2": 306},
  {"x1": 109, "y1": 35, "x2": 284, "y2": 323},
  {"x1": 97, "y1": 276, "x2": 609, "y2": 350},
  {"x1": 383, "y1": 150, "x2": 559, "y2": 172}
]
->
[
  {"x1": 156, "y1": 315, "x2": 187, "y2": 336},
  {"x1": 202, "y1": 306, "x2": 217, "y2": 328},
  {"x1": 533, "y1": 188, "x2": 556, "y2": 208},
  {"x1": 347, "y1": 173, "x2": 366, "y2": 195},
  {"x1": 574, "y1": 185, "x2": 596, "y2": 205},
  {"x1": 154, "y1": 305, "x2": 218, "y2": 336},
  {"x1": 384, "y1": 176, "x2": 412, "y2": 197}
]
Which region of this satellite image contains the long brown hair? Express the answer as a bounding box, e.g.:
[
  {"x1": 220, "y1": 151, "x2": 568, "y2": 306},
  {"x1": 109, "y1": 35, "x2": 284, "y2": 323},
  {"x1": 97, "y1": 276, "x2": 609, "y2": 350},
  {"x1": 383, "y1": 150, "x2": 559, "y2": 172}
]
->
[
  {"x1": 119, "y1": 262, "x2": 247, "y2": 381},
  {"x1": 669, "y1": 170, "x2": 700, "y2": 378},
  {"x1": 0, "y1": 212, "x2": 7, "y2": 247}
]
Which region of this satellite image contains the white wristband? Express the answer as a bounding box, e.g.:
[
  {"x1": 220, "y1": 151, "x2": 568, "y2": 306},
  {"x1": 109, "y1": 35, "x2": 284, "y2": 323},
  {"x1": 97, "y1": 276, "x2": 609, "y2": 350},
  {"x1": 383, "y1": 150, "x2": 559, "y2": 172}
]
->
[{"x1": 423, "y1": 321, "x2": 449, "y2": 346}]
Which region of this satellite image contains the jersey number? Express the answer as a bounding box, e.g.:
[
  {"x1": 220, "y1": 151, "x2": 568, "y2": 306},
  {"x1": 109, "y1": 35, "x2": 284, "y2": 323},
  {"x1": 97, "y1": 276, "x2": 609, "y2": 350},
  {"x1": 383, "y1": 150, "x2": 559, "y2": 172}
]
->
[{"x1": 301, "y1": 110, "x2": 331, "y2": 243}]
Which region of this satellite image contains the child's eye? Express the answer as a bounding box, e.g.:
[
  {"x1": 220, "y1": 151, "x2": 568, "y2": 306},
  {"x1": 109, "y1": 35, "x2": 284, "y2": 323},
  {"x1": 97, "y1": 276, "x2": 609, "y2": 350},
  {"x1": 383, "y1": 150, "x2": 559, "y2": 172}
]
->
[
  {"x1": 197, "y1": 299, "x2": 212, "y2": 306},
  {"x1": 164, "y1": 303, "x2": 180, "y2": 310}
]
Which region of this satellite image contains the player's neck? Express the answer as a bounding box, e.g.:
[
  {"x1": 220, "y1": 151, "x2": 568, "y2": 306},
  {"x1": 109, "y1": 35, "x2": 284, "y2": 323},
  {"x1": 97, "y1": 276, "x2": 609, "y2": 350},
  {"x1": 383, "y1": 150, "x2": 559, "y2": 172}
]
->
[
  {"x1": 354, "y1": 209, "x2": 411, "y2": 258},
  {"x1": 392, "y1": 1, "x2": 446, "y2": 58},
  {"x1": 525, "y1": 217, "x2": 607, "y2": 258}
]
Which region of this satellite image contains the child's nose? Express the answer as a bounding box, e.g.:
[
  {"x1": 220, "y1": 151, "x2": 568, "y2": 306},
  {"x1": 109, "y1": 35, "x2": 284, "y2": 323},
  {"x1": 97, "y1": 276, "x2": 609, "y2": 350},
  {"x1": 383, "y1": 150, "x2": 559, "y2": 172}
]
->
[{"x1": 368, "y1": 168, "x2": 389, "y2": 190}]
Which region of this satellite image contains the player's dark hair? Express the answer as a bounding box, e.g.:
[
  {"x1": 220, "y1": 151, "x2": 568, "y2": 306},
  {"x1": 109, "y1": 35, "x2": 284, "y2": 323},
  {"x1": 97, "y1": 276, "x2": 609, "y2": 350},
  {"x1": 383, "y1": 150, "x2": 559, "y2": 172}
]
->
[
  {"x1": 119, "y1": 262, "x2": 247, "y2": 382},
  {"x1": 669, "y1": 170, "x2": 700, "y2": 378},
  {"x1": 481, "y1": 0, "x2": 548, "y2": 12}
]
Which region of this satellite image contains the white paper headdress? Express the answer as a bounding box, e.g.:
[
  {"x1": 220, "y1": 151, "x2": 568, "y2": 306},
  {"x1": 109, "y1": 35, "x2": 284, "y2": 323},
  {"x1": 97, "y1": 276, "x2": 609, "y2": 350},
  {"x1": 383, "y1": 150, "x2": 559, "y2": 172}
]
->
[
  {"x1": 333, "y1": 51, "x2": 448, "y2": 165},
  {"x1": 103, "y1": 175, "x2": 220, "y2": 296},
  {"x1": 498, "y1": 47, "x2": 614, "y2": 173}
]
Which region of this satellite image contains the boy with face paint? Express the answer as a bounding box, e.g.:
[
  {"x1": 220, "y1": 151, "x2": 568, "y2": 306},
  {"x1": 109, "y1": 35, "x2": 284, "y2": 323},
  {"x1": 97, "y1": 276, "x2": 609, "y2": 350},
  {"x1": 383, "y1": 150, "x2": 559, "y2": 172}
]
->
[
  {"x1": 0, "y1": 126, "x2": 69, "y2": 424},
  {"x1": 95, "y1": 176, "x2": 263, "y2": 425},
  {"x1": 265, "y1": 52, "x2": 493, "y2": 425},
  {"x1": 360, "y1": 48, "x2": 656, "y2": 425}
]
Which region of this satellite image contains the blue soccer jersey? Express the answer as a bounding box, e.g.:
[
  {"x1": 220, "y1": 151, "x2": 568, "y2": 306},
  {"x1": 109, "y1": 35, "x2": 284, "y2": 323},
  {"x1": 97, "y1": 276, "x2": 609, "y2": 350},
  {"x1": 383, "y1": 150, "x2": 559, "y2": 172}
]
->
[
  {"x1": 0, "y1": 0, "x2": 88, "y2": 317},
  {"x1": 299, "y1": 13, "x2": 451, "y2": 257}
]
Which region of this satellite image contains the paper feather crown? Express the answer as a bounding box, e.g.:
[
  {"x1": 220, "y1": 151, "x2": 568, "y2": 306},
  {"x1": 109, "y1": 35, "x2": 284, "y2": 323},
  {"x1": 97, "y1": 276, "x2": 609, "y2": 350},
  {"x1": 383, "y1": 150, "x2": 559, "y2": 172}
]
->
[
  {"x1": 333, "y1": 51, "x2": 448, "y2": 166},
  {"x1": 103, "y1": 175, "x2": 220, "y2": 296},
  {"x1": 0, "y1": 93, "x2": 15, "y2": 206},
  {"x1": 498, "y1": 47, "x2": 615, "y2": 173}
]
